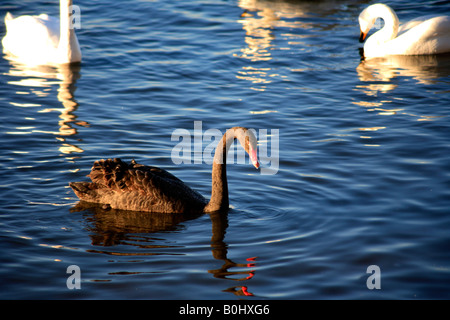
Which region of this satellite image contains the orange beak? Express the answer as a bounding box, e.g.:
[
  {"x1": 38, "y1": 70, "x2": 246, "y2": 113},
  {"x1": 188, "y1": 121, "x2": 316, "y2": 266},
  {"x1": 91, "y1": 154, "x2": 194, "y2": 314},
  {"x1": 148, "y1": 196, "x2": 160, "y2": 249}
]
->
[
  {"x1": 359, "y1": 31, "x2": 367, "y2": 43},
  {"x1": 249, "y1": 145, "x2": 260, "y2": 169}
]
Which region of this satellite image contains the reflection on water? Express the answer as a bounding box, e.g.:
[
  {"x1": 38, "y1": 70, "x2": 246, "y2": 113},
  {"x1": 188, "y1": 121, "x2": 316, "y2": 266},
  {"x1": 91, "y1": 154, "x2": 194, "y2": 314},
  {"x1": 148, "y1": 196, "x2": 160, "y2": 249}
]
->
[
  {"x1": 235, "y1": 0, "x2": 313, "y2": 91},
  {"x1": 2, "y1": 0, "x2": 449, "y2": 300},
  {"x1": 357, "y1": 54, "x2": 450, "y2": 85},
  {"x1": 234, "y1": 0, "x2": 363, "y2": 91},
  {"x1": 354, "y1": 53, "x2": 450, "y2": 122},
  {"x1": 209, "y1": 211, "x2": 256, "y2": 296},
  {"x1": 71, "y1": 201, "x2": 199, "y2": 245},
  {"x1": 4, "y1": 60, "x2": 88, "y2": 155},
  {"x1": 71, "y1": 203, "x2": 257, "y2": 296}
]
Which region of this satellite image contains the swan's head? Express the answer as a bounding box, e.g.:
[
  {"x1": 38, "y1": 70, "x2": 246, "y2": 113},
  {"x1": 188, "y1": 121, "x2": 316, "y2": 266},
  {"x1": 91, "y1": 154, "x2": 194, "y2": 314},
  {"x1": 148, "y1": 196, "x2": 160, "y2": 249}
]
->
[
  {"x1": 231, "y1": 127, "x2": 260, "y2": 169},
  {"x1": 245, "y1": 129, "x2": 260, "y2": 170},
  {"x1": 358, "y1": 6, "x2": 377, "y2": 42},
  {"x1": 358, "y1": 4, "x2": 398, "y2": 43}
]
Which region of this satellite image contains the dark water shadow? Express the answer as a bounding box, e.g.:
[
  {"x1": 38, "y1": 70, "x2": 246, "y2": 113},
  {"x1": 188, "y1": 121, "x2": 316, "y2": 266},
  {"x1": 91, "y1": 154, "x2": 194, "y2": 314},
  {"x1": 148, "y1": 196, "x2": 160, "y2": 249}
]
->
[{"x1": 70, "y1": 202, "x2": 258, "y2": 296}]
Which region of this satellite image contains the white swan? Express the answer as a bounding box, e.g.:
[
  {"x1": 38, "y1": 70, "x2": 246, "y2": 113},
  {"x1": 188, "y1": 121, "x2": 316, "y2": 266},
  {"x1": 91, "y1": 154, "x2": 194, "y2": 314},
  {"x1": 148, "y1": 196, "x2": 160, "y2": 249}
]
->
[
  {"x1": 358, "y1": 3, "x2": 450, "y2": 58},
  {"x1": 2, "y1": 0, "x2": 81, "y2": 65}
]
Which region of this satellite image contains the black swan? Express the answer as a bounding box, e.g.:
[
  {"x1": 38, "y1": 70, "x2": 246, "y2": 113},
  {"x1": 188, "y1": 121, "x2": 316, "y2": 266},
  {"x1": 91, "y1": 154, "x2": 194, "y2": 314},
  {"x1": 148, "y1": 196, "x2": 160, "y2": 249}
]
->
[{"x1": 69, "y1": 127, "x2": 259, "y2": 213}]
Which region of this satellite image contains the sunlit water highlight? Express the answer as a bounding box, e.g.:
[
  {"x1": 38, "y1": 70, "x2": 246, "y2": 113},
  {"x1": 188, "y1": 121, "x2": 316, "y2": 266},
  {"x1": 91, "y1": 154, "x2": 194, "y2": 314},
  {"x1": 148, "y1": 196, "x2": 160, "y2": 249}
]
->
[{"x1": 0, "y1": 0, "x2": 449, "y2": 299}]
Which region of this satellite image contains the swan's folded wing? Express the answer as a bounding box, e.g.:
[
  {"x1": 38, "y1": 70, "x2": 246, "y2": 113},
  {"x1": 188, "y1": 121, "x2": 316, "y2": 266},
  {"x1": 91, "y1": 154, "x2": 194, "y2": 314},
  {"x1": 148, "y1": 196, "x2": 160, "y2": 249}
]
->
[
  {"x1": 398, "y1": 15, "x2": 438, "y2": 35},
  {"x1": 86, "y1": 158, "x2": 206, "y2": 212},
  {"x1": 396, "y1": 16, "x2": 450, "y2": 55},
  {"x1": 2, "y1": 14, "x2": 60, "y2": 57},
  {"x1": 88, "y1": 158, "x2": 183, "y2": 194}
]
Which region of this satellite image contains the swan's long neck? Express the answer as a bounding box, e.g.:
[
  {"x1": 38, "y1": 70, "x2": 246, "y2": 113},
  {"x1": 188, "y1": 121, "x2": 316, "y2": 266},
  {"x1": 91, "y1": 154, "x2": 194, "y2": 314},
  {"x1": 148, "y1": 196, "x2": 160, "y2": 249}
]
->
[
  {"x1": 204, "y1": 130, "x2": 236, "y2": 213},
  {"x1": 368, "y1": 4, "x2": 399, "y2": 44},
  {"x1": 204, "y1": 127, "x2": 259, "y2": 213},
  {"x1": 58, "y1": 0, "x2": 81, "y2": 63}
]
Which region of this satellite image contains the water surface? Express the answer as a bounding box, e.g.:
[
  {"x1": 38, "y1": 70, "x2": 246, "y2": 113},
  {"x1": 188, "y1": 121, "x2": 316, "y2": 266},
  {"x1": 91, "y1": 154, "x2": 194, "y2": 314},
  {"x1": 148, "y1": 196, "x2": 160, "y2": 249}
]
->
[{"x1": 1, "y1": 0, "x2": 449, "y2": 299}]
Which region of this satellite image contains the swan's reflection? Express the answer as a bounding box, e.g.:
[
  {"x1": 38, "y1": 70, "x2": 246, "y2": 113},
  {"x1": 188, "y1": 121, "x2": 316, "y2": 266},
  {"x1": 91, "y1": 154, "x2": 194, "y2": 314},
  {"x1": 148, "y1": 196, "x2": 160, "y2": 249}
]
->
[
  {"x1": 208, "y1": 211, "x2": 256, "y2": 296},
  {"x1": 235, "y1": 0, "x2": 363, "y2": 91},
  {"x1": 355, "y1": 53, "x2": 450, "y2": 121},
  {"x1": 357, "y1": 53, "x2": 450, "y2": 85},
  {"x1": 71, "y1": 203, "x2": 257, "y2": 296},
  {"x1": 4, "y1": 60, "x2": 88, "y2": 155},
  {"x1": 236, "y1": 0, "x2": 313, "y2": 90},
  {"x1": 71, "y1": 201, "x2": 201, "y2": 247}
]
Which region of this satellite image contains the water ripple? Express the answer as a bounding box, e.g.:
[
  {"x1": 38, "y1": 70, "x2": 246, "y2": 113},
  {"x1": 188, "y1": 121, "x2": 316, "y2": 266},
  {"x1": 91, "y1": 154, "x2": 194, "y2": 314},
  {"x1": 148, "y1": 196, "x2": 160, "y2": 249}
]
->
[{"x1": 0, "y1": 0, "x2": 449, "y2": 299}]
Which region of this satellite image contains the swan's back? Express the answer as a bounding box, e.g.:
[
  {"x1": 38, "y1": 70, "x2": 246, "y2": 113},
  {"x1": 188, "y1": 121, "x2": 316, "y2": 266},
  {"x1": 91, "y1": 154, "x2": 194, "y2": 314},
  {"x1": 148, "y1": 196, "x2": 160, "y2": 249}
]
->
[
  {"x1": 398, "y1": 14, "x2": 442, "y2": 34},
  {"x1": 70, "y1": 158, "x2": 207, "y2": 214},
  {"x1": 2, "y1": 13, "x2": 60, "y2": 61},
  {"x1": 396, "y1": 15, "x2": 450, "y2": 55}
]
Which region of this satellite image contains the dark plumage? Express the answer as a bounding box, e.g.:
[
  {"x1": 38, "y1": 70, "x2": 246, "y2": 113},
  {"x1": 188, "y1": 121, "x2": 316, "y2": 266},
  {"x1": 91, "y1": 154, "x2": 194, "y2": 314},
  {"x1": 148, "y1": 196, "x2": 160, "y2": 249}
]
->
[{"x1": 70, "y1": 127, "x2": 259, "y2": 214}]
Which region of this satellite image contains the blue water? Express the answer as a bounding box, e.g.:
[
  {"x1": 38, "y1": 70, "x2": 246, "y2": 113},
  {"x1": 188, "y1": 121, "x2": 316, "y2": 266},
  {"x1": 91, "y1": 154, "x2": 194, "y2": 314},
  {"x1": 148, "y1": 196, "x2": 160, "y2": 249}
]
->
[{"x1": 1, "y1": 0, "x2": 450, "y2": 299}]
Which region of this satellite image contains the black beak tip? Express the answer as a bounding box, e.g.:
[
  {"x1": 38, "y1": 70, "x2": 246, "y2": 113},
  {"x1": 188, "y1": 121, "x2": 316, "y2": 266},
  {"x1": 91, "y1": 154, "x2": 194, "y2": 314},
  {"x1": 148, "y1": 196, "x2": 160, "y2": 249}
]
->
[{"x1": 359, "y1": 32, "x2": 366, "y2": 43}]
